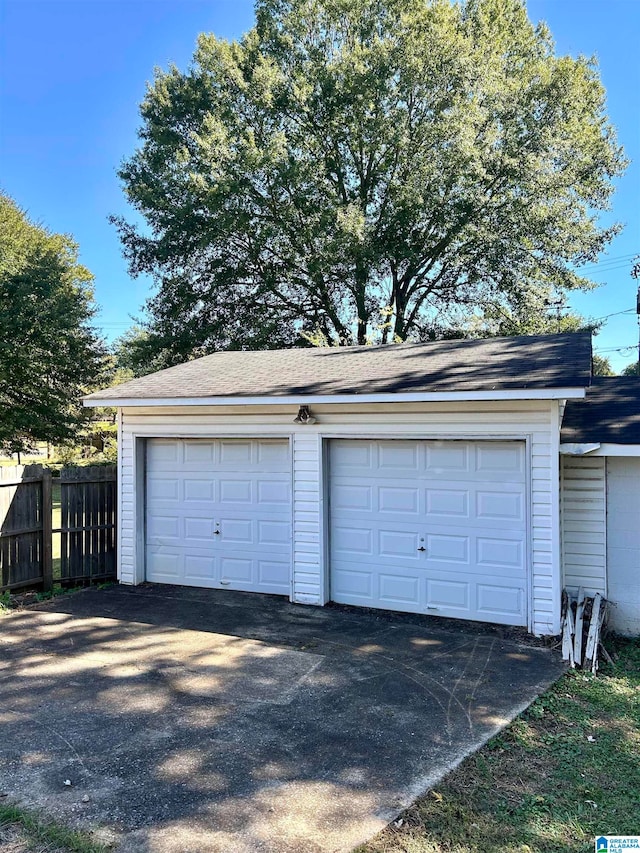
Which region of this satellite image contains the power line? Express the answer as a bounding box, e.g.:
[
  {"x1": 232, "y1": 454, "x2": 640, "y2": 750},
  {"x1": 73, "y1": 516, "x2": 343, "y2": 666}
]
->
[
  {"x1": 591, "y1": 308, "x2": 636, "y2": 322},
  {"x1": 577, "y1": 252, "x2": 639, "y2": 272},
  {"x1": 594, "y1": 345, "x2": 638, "y2": 354},
  {"x1": 582, "y1": 265, "x2": 636, "y2": 278}
]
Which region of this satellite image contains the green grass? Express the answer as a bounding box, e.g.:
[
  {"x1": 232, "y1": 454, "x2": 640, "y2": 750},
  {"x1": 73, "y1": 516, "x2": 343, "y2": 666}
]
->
[
  {"x1": 0, "y1": 803, "x2": 107, "y2": 853},
  {"x1": 356, "y1": 638, "x2": 640, "y2": 853},
  {"x1": 0, "y1": 452, "x2": 48, "y2": 467}
]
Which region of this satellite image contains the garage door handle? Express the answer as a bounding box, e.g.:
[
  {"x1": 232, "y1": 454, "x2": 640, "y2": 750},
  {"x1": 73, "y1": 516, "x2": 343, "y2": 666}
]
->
[
  {"x1": 417, "y1": 546, "x2": 426, "y2": 552},
  {"x1": 213, "y1": 530, "x2": 220, "y2": 535}
]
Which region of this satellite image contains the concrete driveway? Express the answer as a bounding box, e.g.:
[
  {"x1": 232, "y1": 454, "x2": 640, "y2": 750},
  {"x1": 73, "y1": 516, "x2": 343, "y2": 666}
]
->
[{"x1": 0, "y1": 586, "x2": 564, "y2": 853}]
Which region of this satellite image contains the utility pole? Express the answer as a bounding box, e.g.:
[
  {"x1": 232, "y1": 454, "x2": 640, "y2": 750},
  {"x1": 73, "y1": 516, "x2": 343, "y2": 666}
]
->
[
  {"x1": 637, "y1": 285, "x2": 640, "y2": 376},
  {"x1": 547, "y1": 297, "x2": 566, "y2": 331}
]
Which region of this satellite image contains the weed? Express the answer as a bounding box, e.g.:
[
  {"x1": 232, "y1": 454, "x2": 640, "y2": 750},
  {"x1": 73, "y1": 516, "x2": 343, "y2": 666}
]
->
[{"x1": 0, "y1": 802, "x2": 107, "y2": 853}]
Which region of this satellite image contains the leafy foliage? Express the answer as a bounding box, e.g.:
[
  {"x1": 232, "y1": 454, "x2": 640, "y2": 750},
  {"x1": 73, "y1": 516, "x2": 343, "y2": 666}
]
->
[
  {"x1": 0, "y1": 195, "x2": 107, "y2": 454},
  {"x1": 591, "y1": 354, "x2": 614, "y2": 376},
  {"x1": 114, "y1": 0, "x2": 626, "y2": 362},
  {"x1": 622, "y1": 361, "x2": 640, "y2": 376}
]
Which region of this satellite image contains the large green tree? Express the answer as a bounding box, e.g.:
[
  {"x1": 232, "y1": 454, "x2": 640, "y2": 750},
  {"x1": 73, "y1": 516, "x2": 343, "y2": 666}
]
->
[
  {"x1": 114, "y1": 0, "x2": 625, "y2": 361},
  {"x1": 0, "y1": 195, "x2": 107, "y2": 455}
]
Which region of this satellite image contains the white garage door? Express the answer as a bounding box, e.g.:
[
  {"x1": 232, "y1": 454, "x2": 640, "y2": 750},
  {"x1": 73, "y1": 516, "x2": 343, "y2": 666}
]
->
[
  {"x1": 329, "y1": 440, "x2": 528, "y2": 626},
  {"x1": 146, "y1": 439, "x2": 291, "y2": 594}
]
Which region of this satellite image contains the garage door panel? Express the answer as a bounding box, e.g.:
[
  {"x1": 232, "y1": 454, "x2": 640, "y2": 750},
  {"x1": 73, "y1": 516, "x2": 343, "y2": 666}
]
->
[
  {"x1": 426, "y1": 532, "x2": 469, "y2": 563},
  {"x1": 184, "y1": 516, "x2": 214, "y2": 544},
  {"x1": 378, "y1": 441, "x2": 420, "y2": 471},
  {"x1": 258, "y1": 560, "x2": 290, "y2": 588},
  {"x1": 378, "y1": 486, "x2": 420, "y2": 514},
  {"x1": 379, "y1": 529, "x2": 421, "y2": 559},
  {"x1": 426, "y1": 443, "x2": 470, "y2": 473},
  {"x1": 183, "y1": 441, "x2": 215, "y2": 464},
  {"x1": 331, "y1": 566, "x2": 374, "y2": 599},
  {"x1": 146, "y1": 439, "x2": 291, "y2": 594},
  {"x1": 257, "y1": 480, "x2": 290, "y2": 505},
  {"x1": 331, "y1": 483, "x2": 373, "y2": 512},
  {"x1": 220, "y1": 556, "x2": 253, "y2": 584},
  {"x1": 146, "y1": 548, "x2": 182, "y2": 581},
  {"x1": 476, "y1": 537, "x2": 524, "y2": 570},
  {"x1": 184, "y1": 554, "x2": 216, "y2": 582},
  {"x1": 257, "y1": 519, "x2": 291, "y2": 546},
  {"x1": 475, "y1": 442, "x2": 525, "y2": 474},
  {"x1": 379, "y1": 573, "x2": 420, "y2": 606},
  {"x1": 330, "y1": 439, "x2": 528, "y2": 627},
  {"x1": 218, "y1": 441, "x2": 253, "y2": 466},
  {"x1": 184, "y1": 478, "x2": 215, "y2": 502},
  {"x1": 426, "y1": 578, "x2": 469, "y2": 610},
  {"x1": 476, "y1": 490, "x2": 524, "y2": 522},
  {"x1": 219, "y1": 479, "x2": 253, "y2": 503},
  {"x1": 477, "y1": 584, "x2": 524, "y2": 618},
  {"x1": 256, "y1": 441, "x2": 290, "y2": 466},
  {"x1": 147, "y1": 440, "x2": 180, "y2": 466},
  {"x1": 147, "y1": 515, "x2": 181, "y2": 540},
  {"x1": 147, "y1": 477, "x2": 180, "y2": 502},
  {"x1": 331, "y1": 442, "x2": 372, "y2": 469},
  {"x1": 331, "y1": 525, "x2": 373, "y2": 555},
  {"x1": 219, "y1": 518, "x2": 254, "y2": 545},
  {"x1": 426, "y1": 488, "x2": 469, "y2": 518}
]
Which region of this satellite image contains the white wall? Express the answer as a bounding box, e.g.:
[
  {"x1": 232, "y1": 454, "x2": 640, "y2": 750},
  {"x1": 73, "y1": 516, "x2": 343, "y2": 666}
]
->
[
  {"x1": 560, "y1": 453, "x2": 640, "y2": 637},
  {"x1": 606, "y1": 457, "x2": 640, "y2": 636},
  {"x1": 117, "y1": 399, "x2": 561, "y2": 635},
  {"x1": 560, "y1": 455, "x2": 607, "y2": 596}
]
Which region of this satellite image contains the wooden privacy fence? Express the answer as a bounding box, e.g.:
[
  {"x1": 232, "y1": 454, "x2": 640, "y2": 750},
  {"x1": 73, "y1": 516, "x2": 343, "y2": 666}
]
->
[
  {"x1": 0, "y1": 465, "x2": 51, "y2": 592},
  {"x1": 58, "y1": 466, "x2": 117, "y2": 584},
  {"x1": 0, "y1": 464, "x2": 116, "y2": 594}
]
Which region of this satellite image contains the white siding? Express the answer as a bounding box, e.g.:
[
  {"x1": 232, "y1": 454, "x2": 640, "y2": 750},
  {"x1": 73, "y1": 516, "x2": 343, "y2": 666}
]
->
[
  {"x1": 606, "y1": 457, "x2": 640, "y2": 636},
  {"x1": 119, "y1": 417, "x2": 135, "y2": 585},
  {"x1": 292, "y1": 433, "x2": 324, "y2": 604},
  {"x1": 117, "y1": 399, "x2": 561, "y2": 635},
  {"x1": 560, "y1": 455, "x2": 607, "y2": 597}
]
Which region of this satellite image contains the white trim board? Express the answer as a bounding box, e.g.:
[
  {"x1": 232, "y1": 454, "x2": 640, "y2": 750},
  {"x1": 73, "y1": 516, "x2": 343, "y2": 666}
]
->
[
  {"x1": 560, "y1": 443, "x2": 640, "y2": 457},
  {"x1": 85, "y1": 387, "x2": 586, "y2": 408}
]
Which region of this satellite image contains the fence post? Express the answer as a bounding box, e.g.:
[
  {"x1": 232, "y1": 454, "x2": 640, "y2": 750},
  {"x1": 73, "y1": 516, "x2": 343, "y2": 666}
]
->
[{"x1": 42, "y1": 469, "x2": 53, "y2": 592}]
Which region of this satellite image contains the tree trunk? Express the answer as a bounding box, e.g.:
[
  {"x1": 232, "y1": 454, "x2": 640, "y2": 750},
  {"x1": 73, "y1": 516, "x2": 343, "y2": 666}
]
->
[{"x1": 354, "y1": 261, "x2": 369, "y2": 345}]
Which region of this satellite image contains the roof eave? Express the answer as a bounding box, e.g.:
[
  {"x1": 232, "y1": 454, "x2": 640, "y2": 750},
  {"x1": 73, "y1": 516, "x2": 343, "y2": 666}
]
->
[{"x1": 84, "y1": 387, "x2": 587, "y2": 408}]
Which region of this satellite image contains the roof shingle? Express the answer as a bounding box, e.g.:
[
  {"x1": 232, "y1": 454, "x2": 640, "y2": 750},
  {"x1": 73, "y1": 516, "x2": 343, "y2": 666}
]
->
[
  {"x1": 561, "y1": 377, "x2": 640, "y2": 444},
  {"x1": 86, "y1": 332, "x2": 593, "y2": 402}
]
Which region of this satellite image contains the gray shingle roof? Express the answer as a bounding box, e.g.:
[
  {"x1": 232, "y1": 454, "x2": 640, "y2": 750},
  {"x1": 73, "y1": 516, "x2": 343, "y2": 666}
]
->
[
  {"x1": 86, "y1": 332, "x2": 593, "y2": 402},
  {"x1": 561, "y1": 377, "x2": 640, "y2": 444}
]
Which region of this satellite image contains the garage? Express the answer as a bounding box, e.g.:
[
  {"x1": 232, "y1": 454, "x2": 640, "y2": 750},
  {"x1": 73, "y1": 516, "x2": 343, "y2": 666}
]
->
[
  {"x1": 85, "y1": 332, "x2": 595, "y2": 636},
  {"x1": 145, "y1": 438, "x2": 291, "y2": 594},
  {"x1": 329, "y1": 439, "x2": 528, "y2": 626}
]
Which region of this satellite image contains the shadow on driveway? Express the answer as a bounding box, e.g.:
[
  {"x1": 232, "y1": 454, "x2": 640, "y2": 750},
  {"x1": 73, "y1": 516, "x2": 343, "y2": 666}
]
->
[{"x1": 0, "y1": 585, "x2": 565, "y2": 852}]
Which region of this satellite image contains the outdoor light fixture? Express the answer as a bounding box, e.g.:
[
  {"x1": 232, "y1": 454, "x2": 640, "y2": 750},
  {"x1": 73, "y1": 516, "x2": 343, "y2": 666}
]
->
[{"x1": 293, "y1": 405, "x2": 317, "y2": 425}]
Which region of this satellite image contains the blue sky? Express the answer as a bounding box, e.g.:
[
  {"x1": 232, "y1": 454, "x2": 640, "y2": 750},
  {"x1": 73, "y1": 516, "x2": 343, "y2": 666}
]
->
[{"x1": 1, "y1": 0, "x2": 638, "y2": 370}]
